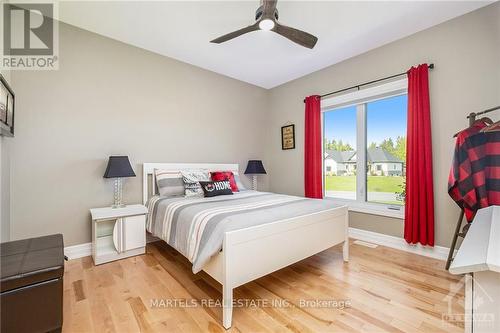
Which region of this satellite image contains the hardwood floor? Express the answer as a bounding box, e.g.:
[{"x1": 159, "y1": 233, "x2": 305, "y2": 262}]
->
[{"x1": 63, "y1": 240, "x2": 465, "y2": 332}]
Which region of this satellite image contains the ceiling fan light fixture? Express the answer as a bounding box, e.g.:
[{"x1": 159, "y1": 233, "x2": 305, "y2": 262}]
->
[
  {"x1": 258, "y1": 19, "x2": 275, "y2": 31},
  {"x1": 210, "y1": 0, "x2": 318, "y2": 48}
]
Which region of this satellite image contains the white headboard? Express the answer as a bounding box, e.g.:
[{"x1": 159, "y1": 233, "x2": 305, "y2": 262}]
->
[{"x1": 142, "y1": 163, "x2": 239, "y2": 204}]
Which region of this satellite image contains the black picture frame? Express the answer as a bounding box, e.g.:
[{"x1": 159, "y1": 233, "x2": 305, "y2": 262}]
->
[
  {"x1": 0, "y1": 74, "x2": 14, "y2": 137},
  {"x1": 281, "y1": 124, "x2": 295, "y2": 150}
]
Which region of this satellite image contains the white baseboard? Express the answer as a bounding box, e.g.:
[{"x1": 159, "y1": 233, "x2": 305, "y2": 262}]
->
[
  {"x1": 64, "y1": 229, "x2": 453, "y2": 261},
  {"x1": 64, "y1": 242, "x2": 91, "y2": 260},
  {"x1": 348, "y1": 227, "x2": 454, "y2": 261},
  {"x1": 64, "y1": 236, "x2": 160, "y2": 260}
]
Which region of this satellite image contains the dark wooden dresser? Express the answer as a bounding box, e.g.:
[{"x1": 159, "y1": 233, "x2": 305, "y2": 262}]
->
[{"x1": 1, "y1": 234, "x2": 64, "y2": 333}]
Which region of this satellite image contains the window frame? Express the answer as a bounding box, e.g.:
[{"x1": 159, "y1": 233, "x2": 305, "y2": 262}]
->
[{"x1": 321, "y1": 78, "x2": 407, "y2": 219}]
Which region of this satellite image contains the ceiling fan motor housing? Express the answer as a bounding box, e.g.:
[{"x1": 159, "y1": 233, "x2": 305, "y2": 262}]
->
[{"x1": 255, "y1": 5, "x2": 279, "y2": 21}]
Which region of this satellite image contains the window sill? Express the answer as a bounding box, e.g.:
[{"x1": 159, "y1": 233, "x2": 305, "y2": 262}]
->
[{"x1": 325, "y1": 198, "x2": 404, "y2": 220}]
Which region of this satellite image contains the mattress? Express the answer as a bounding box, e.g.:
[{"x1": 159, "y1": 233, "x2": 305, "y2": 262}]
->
[{"x1": 146, "y1": 191, "x2": 343, "y2": 273}]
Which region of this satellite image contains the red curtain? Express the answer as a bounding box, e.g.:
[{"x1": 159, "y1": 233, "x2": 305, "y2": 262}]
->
[
  {"x1": 304, "y1": 95, "x2": 323, "y2": 199},
  {"x1": 404, "y1": 64, "x2": 435, "y2": 246}
]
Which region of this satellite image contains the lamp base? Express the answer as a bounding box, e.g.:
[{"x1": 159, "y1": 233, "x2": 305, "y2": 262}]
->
[
  {"x1": 112, "y1": 178, "x2": 124, "y2": 208},
  {"x1": 252, "y1": 175, "x2": 257, "y2": 191},
  {"x1": 111, "y1": 204, "x2": 126, "y2": 209}
]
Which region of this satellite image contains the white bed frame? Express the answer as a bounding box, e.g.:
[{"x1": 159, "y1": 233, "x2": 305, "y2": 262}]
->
[{"x1": 143, "y1": 163, "x2": 349, "y2": 329}]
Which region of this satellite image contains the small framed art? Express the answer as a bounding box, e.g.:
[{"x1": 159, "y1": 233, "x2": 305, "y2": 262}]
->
[
  {"x1": 281, "y1": 124, "x2": 295, "y2": 150},
  {"x1": 0, "y1": 75, "x2": 14, "y2": 137}
]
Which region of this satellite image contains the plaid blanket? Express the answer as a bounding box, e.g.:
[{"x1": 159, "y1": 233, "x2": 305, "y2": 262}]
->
[{"x1": 448, "y1": 121, "x2": 500, "y2": 222}]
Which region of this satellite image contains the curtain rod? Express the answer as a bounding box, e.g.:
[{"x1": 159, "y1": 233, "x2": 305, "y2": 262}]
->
[
  {"x1": 303, "y1": 63, "x2": 434, "y2": 103},
  {"x1": 462, "y1": 105, "x2": 500, "y2": 129},
  {"x1": 467, "y1": 106, "x2": 500, "y2": 119}
]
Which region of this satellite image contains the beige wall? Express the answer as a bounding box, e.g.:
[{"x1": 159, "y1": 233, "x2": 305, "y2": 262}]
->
[
  {"x1": 9, "y1": 23, "x2": 269, "y2": 246},
  {"x1": 265, "y1": 3, "x2": 500, "y2": 247},
  {"x1": 6, "y1": 4, "x2": 500, "y2": 248}
]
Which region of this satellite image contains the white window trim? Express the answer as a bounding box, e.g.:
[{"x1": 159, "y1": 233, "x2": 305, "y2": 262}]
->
[
  {"x1": 356, "y1": 103, "x2": 366, "y2": 203},
  {"x1": 321, "y1": 78, "x2": 408, "y2": 110},
  {"x1": 321, "y1": 78, "x2": 407, "y2": 220},
  {"x1": 327, "y1": 198, "x2": 404, "y2": 219}
]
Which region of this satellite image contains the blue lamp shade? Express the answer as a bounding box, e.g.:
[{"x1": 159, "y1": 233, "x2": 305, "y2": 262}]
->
[
  {"x1": 244, "y1": 160, "x2": 267, "y2": 175},
  {"x1": 103, "y1": 156, "x2": 136, "y2": 178}
]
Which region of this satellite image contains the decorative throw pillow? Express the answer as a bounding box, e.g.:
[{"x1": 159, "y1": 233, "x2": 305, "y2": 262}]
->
[
  {"x1": 199, "y1": 180, "x2": 233, "y2": 197},
  {"x1": 181, "y1": 169, "x2": 210, "y2": 197},
  {"x1": 211, "y1": 171, "x2": 239, "y2": 192},
  {"x1": 233, "y1": 172, "x2": 247, "y2": 191},
  {"x1": 154, "y1": 169, "x2": 185, "y2": 197}
]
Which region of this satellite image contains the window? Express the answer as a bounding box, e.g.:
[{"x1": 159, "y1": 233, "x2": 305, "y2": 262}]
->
[
  {"x1": 323, "y1": 105, "x2": 356, "y2": 200},
  {"x1": 366, "y1": 95, "x2": 407, "y2": 205},
  {"x1": 322, "y1": 79, "x2": 407, "y2": 216}
]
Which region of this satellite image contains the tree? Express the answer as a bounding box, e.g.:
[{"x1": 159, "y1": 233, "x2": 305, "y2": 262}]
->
[
  {"x1": 324, "y1": 138, "x2": 354, "y2": 152},
  {"x1": 337, "y1": 139, "x2": 344, "y2": 151},
  {"x1": 394, "y1": 136, "x2": 407, "y2": 162},
  {"x1": 368, "y1": 142, "x2": 377, "y2": 149},
  {"x1": 380, "y1": 138, "x2": 395, "y2": 154},
  {"x1": 396, "y1": 179, "x2": 406, "y2": 203},
  {"x1": 342, "y1": 142, "x2": 353, "y2": 151}
]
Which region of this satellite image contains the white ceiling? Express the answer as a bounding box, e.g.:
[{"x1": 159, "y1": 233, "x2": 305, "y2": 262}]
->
[{"x1": 55, "y1": 1, "x2": 492, "y2": 89}]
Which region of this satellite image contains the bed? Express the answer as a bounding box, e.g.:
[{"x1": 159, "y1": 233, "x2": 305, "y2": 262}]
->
[{"x1": 143, "y1": 163, "x2": 349, "y2": 329}]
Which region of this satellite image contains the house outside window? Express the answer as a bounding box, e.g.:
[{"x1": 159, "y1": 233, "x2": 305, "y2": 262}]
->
[{"x1": 322, "y1": 79, "x2": 407, "y2": 218}]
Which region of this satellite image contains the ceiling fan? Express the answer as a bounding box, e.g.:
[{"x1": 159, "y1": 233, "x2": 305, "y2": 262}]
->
[{"x1": 210, "y1": 0, "x2": 318, "y2": 49}]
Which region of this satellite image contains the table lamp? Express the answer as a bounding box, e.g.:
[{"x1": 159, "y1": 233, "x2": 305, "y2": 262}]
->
[
  {"x1": 244, "y1": 160, "x2": 266, "y2": 190},
  {"x1": 103, "y1": 156, "x2": 136, "y2": 208}
]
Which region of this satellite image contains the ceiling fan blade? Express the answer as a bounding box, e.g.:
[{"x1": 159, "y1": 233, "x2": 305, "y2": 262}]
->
[
  {"x1": 272, "y1": 23, "x2": 318, "y2": 49},
  {"x1": 210, "y1": 23, "x2": 259, "y2": 44},
  {"x1": 262, "y1": 0, "x2": 278, "y2": 17}
]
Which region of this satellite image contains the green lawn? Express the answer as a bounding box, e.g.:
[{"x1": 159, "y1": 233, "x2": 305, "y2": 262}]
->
[{"x1": 325, "y1": 176, "x2": 404, "y2": 193}]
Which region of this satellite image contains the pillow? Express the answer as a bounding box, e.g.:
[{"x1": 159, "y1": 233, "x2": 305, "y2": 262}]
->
[
  {"x1": 154, "y1": 169, "x2": 185, "y2": 197},
  {"x1": 211, "y1": 171, "x2": 239, "y2": 192},
  {"x1": 234, "y1": 172, "x2": 247, "y2": 191},
  {"x1": 199, "y1": 180, "x2": 233, "y2": 197},
  {"x1": 181, "y1": 169, "x2": 210, "y2": 197}
]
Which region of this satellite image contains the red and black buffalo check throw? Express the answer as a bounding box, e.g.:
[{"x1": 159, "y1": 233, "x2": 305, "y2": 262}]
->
[{"x1": 448, "y1": 121, "x2": 500, "y2": 222}]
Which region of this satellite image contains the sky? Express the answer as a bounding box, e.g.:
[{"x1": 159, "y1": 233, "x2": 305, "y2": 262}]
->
[{"x1": 324, "y1": 94, "x2": 407, "y2": 148}]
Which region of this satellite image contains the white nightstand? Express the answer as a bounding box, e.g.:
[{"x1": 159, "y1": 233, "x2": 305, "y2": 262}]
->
[{"x1": 90, "y1": 204, "x2": 148, "y2": 265}]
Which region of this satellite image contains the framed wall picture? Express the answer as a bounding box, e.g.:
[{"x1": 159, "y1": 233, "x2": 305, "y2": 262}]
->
[
  {"x1": 281, "y1": 124, "x2": 295, "y2": 150},
  {"x1": 0, "y1": 74, "x2": 14, "y2": 137}
]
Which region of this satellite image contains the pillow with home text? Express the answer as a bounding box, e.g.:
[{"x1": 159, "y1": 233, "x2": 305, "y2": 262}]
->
[
  {"x1": 199, "y1": 180, "x2": 233, "y2": 197},
  {"x1": 211, "y1": 171, "x2": 239, "y2": 192}
]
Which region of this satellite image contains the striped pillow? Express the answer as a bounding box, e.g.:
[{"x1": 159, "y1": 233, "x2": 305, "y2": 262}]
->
[{"x1": 154, "y1": 169, "x2": 185, "y2": 197}]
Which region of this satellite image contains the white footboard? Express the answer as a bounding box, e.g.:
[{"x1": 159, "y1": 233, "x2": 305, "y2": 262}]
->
[{"x1": 221, "y1": 206, "x2": 348, "y2": 329}]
